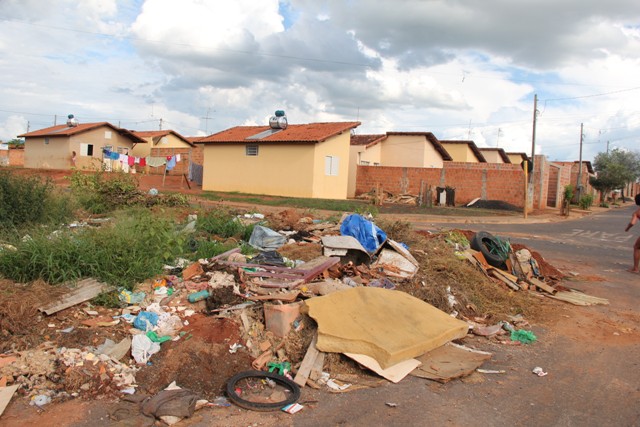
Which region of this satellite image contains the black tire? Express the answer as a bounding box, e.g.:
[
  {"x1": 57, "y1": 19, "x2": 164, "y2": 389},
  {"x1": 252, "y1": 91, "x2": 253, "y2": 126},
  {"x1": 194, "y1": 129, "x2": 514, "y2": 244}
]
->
[
  {"x1": 226, "y1": 370, "x2": 301, "y2": 412},
  {"x1": 470, "y1": 231, "x2": 507, "y2": 268}
]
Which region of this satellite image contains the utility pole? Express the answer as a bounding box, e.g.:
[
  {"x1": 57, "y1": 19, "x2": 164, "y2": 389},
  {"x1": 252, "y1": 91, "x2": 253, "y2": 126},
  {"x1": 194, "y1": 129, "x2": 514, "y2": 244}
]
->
[
  {"x1": 201, "y1": 107, "x2": 215, "y2": 134},
  {"x1": 606, "y1": 140, "x2": 610, "y2": 153},
  {"x1": 159, "y1": 118, "x2": 163, "y2": 130},
  {"x1": 530, "y1": 94, "x2": 538, "y2": 166},
  {"x1": 54, "y1": 115, "x2": 57, "y2": 126},
  {"x1": 577, "y1": 123, "x2": 584, "y2": 201}
]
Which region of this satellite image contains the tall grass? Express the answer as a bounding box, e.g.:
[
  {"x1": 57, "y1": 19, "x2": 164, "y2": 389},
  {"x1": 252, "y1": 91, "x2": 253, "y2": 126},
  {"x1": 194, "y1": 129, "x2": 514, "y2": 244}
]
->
[
  {"x1": 0, "y1": 171, "x2": 74, "y2": 229},
  {"x1": 0, "y1": 209, "x2": 187, "y2": 290}
]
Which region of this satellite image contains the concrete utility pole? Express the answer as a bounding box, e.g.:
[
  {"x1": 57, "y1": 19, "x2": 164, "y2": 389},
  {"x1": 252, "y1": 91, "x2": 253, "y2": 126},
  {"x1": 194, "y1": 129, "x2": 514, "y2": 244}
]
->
[
  {"x1": 577, "y1": 123, "x2": 584, "y2": 201},
  {"x1": 159, "y1": 118, "x2": 163, "y2": 130},
  {"x1": 530, "y1": 94, "x2": 538, "y2": 161}
]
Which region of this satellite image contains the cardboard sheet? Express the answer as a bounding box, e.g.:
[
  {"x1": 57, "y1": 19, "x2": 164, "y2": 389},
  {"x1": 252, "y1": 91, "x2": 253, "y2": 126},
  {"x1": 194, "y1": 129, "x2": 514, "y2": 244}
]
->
[
  {"x1": 345, "y1": 353, "x2": 421, "y2": 383},
  {"x1": 304, "y1": 287, "x2": 468, "y2": 369},
  {"x1": 411, "y1": 343, "x2": 492, "y2": 382}
]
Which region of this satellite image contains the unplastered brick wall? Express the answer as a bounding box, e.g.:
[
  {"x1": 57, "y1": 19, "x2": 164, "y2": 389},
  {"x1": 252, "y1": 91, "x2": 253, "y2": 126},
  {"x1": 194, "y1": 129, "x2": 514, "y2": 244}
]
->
[
  {"x1": 355, "y1": 162, "x2": 526, "y2": 207},
  {"x1": 149, "y1": 147, "x2": 191, "y2": 175},
  {"x1": 190, "y1": 144, "x2": 204, "y2": 165}
]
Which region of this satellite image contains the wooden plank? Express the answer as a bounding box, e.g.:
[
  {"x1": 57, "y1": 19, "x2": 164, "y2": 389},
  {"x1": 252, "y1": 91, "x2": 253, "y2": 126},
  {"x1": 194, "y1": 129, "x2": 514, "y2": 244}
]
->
[
  {"x1": 309, "y1": 351, "x2": 326, "y2": 382},
  {"x1": 39, "y1": 278, "x2": 110, "y2": 315},
  {"x1": 489, "y1": 269, "x2": 520, "y2": 291},
  {"x1": 0, "y1": 385, "x2": 19, "y2": 417},
  {"x1": 293, "y1": 334, "x2": 319, "y2": 387},
  {"x1": 548, "y1": 290, "x2": 609, "y2": 306},
  {"x1": 528, "y1": 277, "x2": 557, "y2": 295}
]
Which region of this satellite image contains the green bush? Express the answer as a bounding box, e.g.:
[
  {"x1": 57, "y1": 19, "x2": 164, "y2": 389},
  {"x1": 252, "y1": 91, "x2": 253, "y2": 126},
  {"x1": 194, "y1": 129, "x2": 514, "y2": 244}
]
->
[
  {"x1": 0, "y1": 209, "x2": 188, "y2": 290},
  {"x1": 578, "y1": 194, "x2": 594, "y2": 210},
  {"x1": 563, "y1": 185, "x2": 575, "y2": 203},
  {"x1": 0, "y1": 171, "x2": 74, "y2": 229},
  {"x1": 68, "y1": 170, "x2": 188, "y2": 213},
  {"x1": 197, "y1": 209, "x2": 255, "y2": 239}
]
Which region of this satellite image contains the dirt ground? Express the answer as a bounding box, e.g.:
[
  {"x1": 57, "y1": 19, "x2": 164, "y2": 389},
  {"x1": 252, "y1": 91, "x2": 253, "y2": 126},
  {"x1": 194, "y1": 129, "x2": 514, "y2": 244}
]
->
[{"x1": 1, "y1": 168, "x2": 638, "y2": 426}]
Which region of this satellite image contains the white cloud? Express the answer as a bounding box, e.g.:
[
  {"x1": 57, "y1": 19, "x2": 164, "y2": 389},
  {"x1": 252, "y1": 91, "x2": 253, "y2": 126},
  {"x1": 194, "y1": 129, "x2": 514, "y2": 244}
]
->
[{"x1": 0, "y1": 0, "x2": 638, "y2": 162}]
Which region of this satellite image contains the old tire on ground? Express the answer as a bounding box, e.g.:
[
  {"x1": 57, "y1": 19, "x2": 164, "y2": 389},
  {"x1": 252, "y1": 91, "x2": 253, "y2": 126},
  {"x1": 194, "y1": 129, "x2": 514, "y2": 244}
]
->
[
  {"x1": 226, "y1": 370, "x2": 300, "y2": 411},
  {"x1": 470, "y1": 231, "x2": 507, "y2": 268}
]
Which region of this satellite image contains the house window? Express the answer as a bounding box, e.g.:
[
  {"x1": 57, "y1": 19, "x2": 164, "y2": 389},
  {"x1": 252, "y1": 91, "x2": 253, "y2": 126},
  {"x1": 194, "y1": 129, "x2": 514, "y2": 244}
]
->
[
  {"x1": 373, "y1": 162, "x2": 380, "y2": 166},
  {"x1": 44, "y1": 137, "x2": 49, "y2": 145},
  {"x1": 360, "y1": 161, "x2": 370, "y2": 166},
  {"x1": 117, "y1": 147, "x2": 129, "y2": 155},
  {"x1": 80, "y1": 143, "x2": 94, "y2": 156},
  {"x1": 246, "y1": 144, "x2": 259, "y2": 156},
  {"x1": 325, "y1": 156, "x2": 339, "y2": 176},
  {"x1": 104, "y1": 131, "x2": 112, "y2": 139}
]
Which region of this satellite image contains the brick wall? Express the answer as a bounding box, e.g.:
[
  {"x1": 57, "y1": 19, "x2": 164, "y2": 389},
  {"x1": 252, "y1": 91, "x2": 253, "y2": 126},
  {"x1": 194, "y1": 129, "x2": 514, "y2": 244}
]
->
[
  {"x1": 149, "y1": 147, "x2": 191, "y2": 176},
  {"x1": 0, "y1": 148, "x2": 24, "y2": 166},
  {"x1": 355, "y1": 162, "x2": 526, "y2": 207},
  {"x1": 191, "y1": 144, "x2": 204, "y2": 165}
]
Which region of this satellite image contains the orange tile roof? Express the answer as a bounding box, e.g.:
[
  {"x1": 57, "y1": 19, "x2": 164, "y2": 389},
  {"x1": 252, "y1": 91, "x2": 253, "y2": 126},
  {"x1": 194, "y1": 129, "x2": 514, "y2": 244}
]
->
[
  {"x1": 350, "y1": 134, "x2": 386, "y2": 147},
  {"x1": 18, "y1": 122, "x2": 146, "y2": 144},
  {"x1": 199, "y1": 122, "x2": 361, "y2": 144}
]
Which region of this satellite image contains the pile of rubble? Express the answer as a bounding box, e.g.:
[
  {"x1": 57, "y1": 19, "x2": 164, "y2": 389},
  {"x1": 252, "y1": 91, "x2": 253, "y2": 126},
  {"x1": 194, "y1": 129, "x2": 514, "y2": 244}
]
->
[{"x1": 0, "y1": 210, "x2": 605, "y2": 423}]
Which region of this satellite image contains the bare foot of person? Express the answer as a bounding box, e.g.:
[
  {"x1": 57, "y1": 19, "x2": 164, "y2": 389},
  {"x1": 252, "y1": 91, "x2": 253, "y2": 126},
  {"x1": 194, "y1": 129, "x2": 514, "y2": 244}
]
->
[{"x1": 627, "y1": 268, "x2": 639, "y2": 274}]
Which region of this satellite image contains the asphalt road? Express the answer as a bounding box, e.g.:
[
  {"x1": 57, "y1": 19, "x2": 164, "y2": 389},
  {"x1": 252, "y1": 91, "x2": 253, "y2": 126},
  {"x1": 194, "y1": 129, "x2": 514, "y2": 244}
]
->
[{"x1": 421, "y1": 204, "x2": 639, "y2": 284}]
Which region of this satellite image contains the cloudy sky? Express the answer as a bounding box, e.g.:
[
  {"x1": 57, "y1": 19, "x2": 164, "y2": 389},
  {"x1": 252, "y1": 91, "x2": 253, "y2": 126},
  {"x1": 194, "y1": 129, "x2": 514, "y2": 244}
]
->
[{"x1": 1, "y1": 0, "x2": 639, "y2": 162}]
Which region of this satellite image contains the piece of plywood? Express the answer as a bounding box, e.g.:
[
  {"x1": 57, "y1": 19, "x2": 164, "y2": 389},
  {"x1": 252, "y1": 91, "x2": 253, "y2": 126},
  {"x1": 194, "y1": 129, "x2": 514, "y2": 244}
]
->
[
  {"x1": 548, "y1": 290, "x2": 609, "y2": 306},
  {"x1": 304, "y1": 287, "x2": 469, "y2": 369},
  {"x1": 38, "y1": 278, "x2": 110, "y2": 315},
  {"x1": 411, "y1": 343, "x2": 492, "y2": 383},
  {"x1": 345, "y1": 353, "x2": 421, "y2": 383},
  {"x1": 0, "y1": 385, "x2": 19, "y2": 417}
]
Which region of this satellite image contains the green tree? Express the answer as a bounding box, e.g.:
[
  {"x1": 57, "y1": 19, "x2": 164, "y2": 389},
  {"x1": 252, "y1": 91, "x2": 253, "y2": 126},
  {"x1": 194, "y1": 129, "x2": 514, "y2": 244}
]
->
[{"x1": 590, "y1": 148, "x2": 640, "y2": 200}]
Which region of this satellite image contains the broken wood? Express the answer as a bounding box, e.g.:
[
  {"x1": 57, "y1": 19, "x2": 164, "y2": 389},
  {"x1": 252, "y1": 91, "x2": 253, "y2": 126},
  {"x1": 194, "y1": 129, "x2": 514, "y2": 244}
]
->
[
  {"x1": 528, "y1": 277, "x2": 557, "y2": 295},
  {"x1": 488, "y1": 269, "x2": 520, "y2": 291},
  {"x1": 293, "y1": 334, "x2": 320, "y2": 387}
]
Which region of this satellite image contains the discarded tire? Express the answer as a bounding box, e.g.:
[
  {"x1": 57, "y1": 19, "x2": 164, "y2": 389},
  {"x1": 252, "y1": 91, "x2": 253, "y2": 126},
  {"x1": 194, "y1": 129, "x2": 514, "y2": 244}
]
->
[
  {"x1": 470, "y1": 231, "x2": 508, "y2": 268},
  {"x1": 226, "y1": 370, "x2": 300, "y2": 412}
]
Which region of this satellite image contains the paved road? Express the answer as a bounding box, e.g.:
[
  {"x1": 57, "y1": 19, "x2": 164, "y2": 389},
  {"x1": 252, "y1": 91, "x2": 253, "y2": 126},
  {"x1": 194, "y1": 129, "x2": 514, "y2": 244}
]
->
[{"x1": 419, "y1": 204, "x2": 638, "y2": 281}]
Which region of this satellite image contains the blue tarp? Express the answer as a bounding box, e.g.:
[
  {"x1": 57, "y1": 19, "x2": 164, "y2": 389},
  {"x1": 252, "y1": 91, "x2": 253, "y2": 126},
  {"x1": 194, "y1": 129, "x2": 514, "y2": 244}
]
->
[{"x1": 339, "y1": 214, "x2": 387, "y2": 254}]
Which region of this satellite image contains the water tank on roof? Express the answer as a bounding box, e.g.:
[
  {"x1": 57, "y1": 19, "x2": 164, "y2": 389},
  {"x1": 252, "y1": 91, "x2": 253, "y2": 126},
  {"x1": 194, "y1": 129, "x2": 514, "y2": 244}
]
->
[
  {"x1": 66, "y1": 114, "x2": 79, "y2": 127},
  {"x1": 269, "y1": 110, "x2": 287, "y2": 129}
]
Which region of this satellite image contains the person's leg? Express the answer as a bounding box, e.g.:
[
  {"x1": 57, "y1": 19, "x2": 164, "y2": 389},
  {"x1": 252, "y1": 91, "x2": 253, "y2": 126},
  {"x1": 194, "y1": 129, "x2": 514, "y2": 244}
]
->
[{"x1": 630, "y1": 237, "x2": 640, "y2": 273}]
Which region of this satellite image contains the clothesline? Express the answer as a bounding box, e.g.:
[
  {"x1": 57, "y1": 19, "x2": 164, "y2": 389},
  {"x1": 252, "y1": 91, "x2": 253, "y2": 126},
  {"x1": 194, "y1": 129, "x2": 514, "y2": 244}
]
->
[{"x1": 102, "y1": 149, "x2": 183, "y2": 171}]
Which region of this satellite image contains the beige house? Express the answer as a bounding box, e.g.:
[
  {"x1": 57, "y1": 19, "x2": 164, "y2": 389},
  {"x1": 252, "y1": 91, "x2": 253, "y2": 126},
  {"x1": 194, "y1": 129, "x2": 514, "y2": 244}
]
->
[
  {"x1": 199, "y1": 121, "x2": 360, "y2": 199},
  {"x1": 440, "y1": 140, "x2": 486, "y2": 163},
  {"x1": 478, "y1": 147, "x2": 511, "y2": 163},
  {"x1": 130, "y1": 130, "x2": 194, "y2": 157},
  {"x1": 19, "y1": 122, "x2": 145, "y2": 170},
  {"x1": 506, "y1": 152, "x2": 529, "y2": 165},
  {"x1": 348, "y1": 132, "x2": 452, "y2": 197}
]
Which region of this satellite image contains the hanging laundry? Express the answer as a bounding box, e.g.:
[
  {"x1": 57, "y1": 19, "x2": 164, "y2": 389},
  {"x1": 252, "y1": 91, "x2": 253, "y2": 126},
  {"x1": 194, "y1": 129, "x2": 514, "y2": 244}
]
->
[
  {"x1": 119, "y1": 154, "x2": 127, "y2": 163},
  {"x1": 147, "y1": 156, "x2": 167, "y2": 168},
  {"x1": 166, "y1": 155, "x2": 177, "y2": 171},
  {"x1": 166, "y1": 156, "x2": 172, "y2": 161},
  {"x1": 128, "y1": 156, "x2": 135, "y2": 166},
  {"x1": 138, "y1": 157, "x2": 147, "y2": 167},
  {"x1": 110, "y1": 152, "x2": 119, "y2": 160},
  {"x1": 175, "y1": 154, "x2": 181, "y2": 163}
]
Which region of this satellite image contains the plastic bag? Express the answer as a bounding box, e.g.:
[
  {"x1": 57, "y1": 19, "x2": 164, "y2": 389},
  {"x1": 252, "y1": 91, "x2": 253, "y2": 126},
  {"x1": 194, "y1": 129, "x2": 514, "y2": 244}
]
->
[
  {"x1": 131, "y1": 334, "x2": 161, "y2": 364},
  {"x1": 248, "y1": 225, "x2": 287, "y2": 251},
  {"x1": 133, "y1": 311, "x2": 159, "y2": 332},
  {"x1": 339, "y1": 214, "x2": 387, "y2": 254}
]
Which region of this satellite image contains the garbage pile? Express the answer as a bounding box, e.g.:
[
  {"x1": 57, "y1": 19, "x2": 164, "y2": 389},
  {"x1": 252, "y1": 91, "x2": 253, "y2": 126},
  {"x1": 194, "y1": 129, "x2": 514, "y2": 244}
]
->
[{"x1": 0, "y1": 211, "x2": 586, "y2": 421}]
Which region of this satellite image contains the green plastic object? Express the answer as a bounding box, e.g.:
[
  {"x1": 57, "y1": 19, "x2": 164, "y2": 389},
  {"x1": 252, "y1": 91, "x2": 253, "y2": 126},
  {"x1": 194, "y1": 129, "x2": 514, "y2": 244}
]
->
[
  {"x1": 146, "y1": 331, "x2": 171, "y2": 343},
  {"x1": 267, "y1": 361, "x2": 291, "y2": 376},
  {"x1": 510, "y1": 329, "x2": 537, "y2": 344}
]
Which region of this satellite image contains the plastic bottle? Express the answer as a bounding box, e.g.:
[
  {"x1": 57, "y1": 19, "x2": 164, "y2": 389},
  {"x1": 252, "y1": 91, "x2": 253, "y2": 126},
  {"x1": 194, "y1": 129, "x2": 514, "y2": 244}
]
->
[{"x1": 188, "y1": 289, "x2": 210, "y2": 303}]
